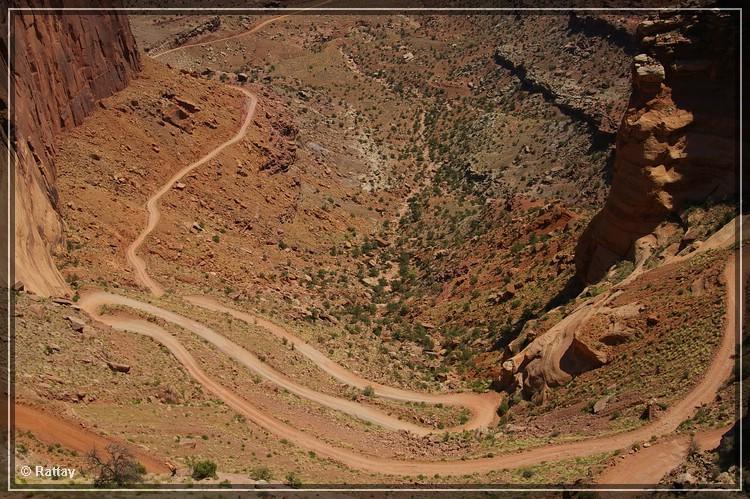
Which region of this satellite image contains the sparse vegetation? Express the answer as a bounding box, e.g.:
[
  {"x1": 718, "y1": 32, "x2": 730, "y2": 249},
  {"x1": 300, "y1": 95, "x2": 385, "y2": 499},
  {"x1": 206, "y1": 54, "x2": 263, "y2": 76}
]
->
[
  {"x1": 87, "y1": 444, "x2": 146, "y2": 488},
  {"x1": 189, "y1": 458, "x2": 218, "y2": 481}
]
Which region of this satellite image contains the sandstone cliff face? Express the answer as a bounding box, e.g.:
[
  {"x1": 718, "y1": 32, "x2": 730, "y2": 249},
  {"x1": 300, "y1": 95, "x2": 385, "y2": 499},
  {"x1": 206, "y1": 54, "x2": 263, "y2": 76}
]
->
[
  {"x1": 575, "y1": 11, "x2": 738, "y2": 283},
  {"x1": 7, "y1": 6, "x2": 141, "y2": 295}
]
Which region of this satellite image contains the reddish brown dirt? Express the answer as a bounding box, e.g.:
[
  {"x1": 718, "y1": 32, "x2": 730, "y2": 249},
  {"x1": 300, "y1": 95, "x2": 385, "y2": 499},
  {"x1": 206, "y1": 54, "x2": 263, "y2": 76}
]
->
[
  {"x1": 15, "y1": 404, "x2": 170, "y2": 474},
  {"x1": 596, "y1": 426, "x2": 729, "y2": 485}
]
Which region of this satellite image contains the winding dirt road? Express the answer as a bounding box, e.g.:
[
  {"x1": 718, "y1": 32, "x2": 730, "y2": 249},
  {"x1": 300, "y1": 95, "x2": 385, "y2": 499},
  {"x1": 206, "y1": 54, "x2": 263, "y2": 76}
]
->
[
  {"x1": 72, "y1": 247, "x2": 743, "y2": 475},
  {"x1": 152, "y1": 1, "x2": 332, "y2": 59},
  {"x1": 184, "y1": 295, "x2": 501, "y2": 427},
  {"x1": 79, "y1": 290, "x2": 496, "y2": 436},
  {"x1": 61, "y1": 20, "x2": 744, "y2": 476},
  {"x1": 126, "y1": 87, "x2": 256, "y2": 297}
]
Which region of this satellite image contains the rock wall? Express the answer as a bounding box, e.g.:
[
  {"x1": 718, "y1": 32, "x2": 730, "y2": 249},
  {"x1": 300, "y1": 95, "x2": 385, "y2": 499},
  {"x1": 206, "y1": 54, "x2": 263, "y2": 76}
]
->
[
  {"x1": 7, "y1": 4, "x2": 141, "y2": 295},
  {"x1": 575, "y1": 11, "x2": 739, "y2": 283}
]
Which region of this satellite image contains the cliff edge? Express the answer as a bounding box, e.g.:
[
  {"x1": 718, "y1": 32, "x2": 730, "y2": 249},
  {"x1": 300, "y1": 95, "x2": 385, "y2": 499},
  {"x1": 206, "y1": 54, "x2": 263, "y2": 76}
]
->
[
  {"x1": 6, "y1": 4, "x2": 141, "y2": 295},
  {"x1": 575, "y1": 11, "x2": 738, "y2": 284}
]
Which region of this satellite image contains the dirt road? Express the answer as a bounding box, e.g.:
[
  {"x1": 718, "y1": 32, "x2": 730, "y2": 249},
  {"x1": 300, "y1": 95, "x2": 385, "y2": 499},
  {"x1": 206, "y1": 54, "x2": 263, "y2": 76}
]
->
[
  {"x1": 79, "y1": 290, "x2": 498, "y2": 435},
  {"x1": 597, "y1": 426, "x2": 730, "y2": 485},
  {"x1": 75, "y1": 247, "x2": 739, "y2": 476},
  {"x1": 185, "y1": 295, "x2": 501, "y2": 428},
  {"x1": 15, "y1": 405, "x2": 170, "y2": 474},
  {"x1": 126, "y1": 87, "x2": 257, "y2": 297},
  {"x1": 152, "y1": 1, "x2": 332, "y2": 59}
]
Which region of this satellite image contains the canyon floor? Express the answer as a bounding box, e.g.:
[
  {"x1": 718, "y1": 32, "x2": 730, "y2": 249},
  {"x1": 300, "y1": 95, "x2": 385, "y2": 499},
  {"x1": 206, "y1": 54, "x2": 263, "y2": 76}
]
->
[{"x1": 12, "y1": 9, "x2": 743, "y2": 490}]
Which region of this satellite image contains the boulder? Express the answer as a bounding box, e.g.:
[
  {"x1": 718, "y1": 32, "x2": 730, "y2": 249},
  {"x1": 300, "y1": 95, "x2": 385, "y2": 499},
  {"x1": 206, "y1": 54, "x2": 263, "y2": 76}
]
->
[
  {"x1": 593, "y1": 396, "x2": 609, "y2": 414},
  {"x1": 634, "y1": 63, "x2": 665, "y2": 92},
  {"x1": 65, "y1": 316, "x2": 86, "y2": 332},
  {"x1": 174, "y1": 96, "x2": 200, "y2": 113},
  {"x1": 690, "y1": 276, "x2": 706, "y2": 297},
  {"x1": 676, "y1": 472, "x2": 697, "y2": 485}
]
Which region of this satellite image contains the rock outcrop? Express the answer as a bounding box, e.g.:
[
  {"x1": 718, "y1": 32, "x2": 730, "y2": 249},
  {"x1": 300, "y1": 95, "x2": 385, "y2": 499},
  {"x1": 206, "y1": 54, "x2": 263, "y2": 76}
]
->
[
  {"x1": 494, "y1": 45, "x2": 620, "y2": 136},
  {"x1": 6, "y1": 3, "x2": 141, "y2": 295},
  {"x1": 497, "y1": 298, "x2": 608, "y2": 403},
  {"x1": 575, "y1": 11, "x2": 738, "y2": 283}
]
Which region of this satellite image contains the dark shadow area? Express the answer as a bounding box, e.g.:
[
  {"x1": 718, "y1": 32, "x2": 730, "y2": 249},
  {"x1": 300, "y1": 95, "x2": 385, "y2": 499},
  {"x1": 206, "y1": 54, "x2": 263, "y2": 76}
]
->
[
  {"x1": 543, "y1": 275, "x2": 584, "y2": 312},
  {"x1": 566, "y1": 12, "x2": 637, "y2": 55}
]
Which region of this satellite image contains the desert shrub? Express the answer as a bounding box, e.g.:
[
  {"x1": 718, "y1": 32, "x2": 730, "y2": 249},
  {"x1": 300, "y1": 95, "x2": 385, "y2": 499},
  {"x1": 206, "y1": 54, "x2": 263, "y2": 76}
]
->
[
  {"x1": 189, "y1": 459, "x2": 217, "y2": 481},
  {"x1": 249, "y1": 466, "x2": 272, "y2": 481},
  {"x1": 87, "y1": 444, "x2": 145, "y2": 488},
  {"x1": 285, "y1": 471, "x2": 302, "y2": 488}
]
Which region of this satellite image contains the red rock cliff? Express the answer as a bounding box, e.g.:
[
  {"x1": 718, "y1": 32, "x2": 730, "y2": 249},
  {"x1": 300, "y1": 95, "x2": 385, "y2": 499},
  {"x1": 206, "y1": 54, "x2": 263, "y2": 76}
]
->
[
  {"x1": 575, "y1": 11, "x2": 738, "y2": 283},
  {"x1": 5, "y1": 5, "x2": 141, "y2": 295}
]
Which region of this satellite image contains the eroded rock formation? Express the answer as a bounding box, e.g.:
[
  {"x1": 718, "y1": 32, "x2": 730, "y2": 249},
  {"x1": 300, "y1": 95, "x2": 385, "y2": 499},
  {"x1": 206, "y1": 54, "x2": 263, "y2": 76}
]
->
[
  {"x1": 7, "y1": 3, "x2": 141, "y2": 295},
  {"x1": 575, "y1": 11, "x2": 738, "y2": 283},
  {"x1": 496, "y1": 11, "x2": 739, "y2": 402}
]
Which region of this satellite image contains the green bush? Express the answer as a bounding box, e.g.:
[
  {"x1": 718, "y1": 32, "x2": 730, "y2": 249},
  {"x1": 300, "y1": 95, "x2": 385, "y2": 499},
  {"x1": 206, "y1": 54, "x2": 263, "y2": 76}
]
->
[
  {"x1": 285, "y1": 471, "x2": 302, "y2": 488},
  {"x1": 249, "y1": 466, "x2": 272, "y2": 481},
  {"x1": 190, "y1": 459, "x2": 217, "y2": 481},
  {"x1": 498, "y1": 399, "x2": 510, "y2": 416}
]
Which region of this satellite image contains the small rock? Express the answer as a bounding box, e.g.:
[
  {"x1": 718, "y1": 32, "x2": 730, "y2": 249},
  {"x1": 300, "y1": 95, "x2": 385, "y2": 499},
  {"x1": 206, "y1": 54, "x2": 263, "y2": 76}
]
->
[
  {"x1": 65, "y1": 316, "x2": 86, "y2": 332},
  {"x1": 374, "y1": 237, "x2": 390, "y2": 248},
  {"x1": 676, "y1": 472, "x2": 697, "y2": 485},
  {"x1": 716, "y1": 471, "x2": 735, "y2": 484},
  {"x1": 106, "y1": 361, "x2": 131, "y2": 373},
  {"x1": 174, "y1": 97, "x2": 200, "y2": 113},
  {"x1": 593, "y1": 396, "x2": 609, "y2": 414}
]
